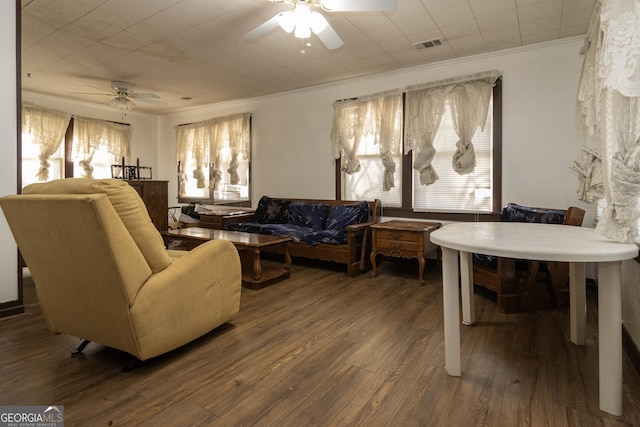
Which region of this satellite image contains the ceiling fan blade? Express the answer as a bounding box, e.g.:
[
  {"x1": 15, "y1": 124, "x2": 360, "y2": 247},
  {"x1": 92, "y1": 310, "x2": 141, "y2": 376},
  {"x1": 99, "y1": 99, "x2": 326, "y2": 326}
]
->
[
  {"x1": 69, "y1": 91, "x2": 111, "y2": 96},
  {"x1": 310, "y1": 13, "x2": 343, "y2": 49},
  {"x1": 245, "y1": 13, "x2": 286, "y2": 39},
  {"x1": 134, "y1": 97, "x2": 166, "y2": 106},
  {"x1": 321, "y1": 0, "x2": 397, "y2": 12},
  {"x1": 131, "y1": 92, "x2": 160, "y2": 99}
]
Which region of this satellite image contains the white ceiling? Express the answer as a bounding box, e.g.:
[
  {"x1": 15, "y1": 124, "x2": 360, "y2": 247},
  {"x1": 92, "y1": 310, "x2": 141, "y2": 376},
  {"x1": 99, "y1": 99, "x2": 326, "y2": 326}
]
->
[{"x1": 21, "y1": 0, "x2": 595, "y2": 114}]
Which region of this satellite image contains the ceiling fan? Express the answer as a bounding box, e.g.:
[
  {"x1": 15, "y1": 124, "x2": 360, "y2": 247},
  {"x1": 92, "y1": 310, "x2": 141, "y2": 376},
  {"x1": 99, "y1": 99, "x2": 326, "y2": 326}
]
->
[
  {"x1": 245, "y1": 0, "x2": 398, "y2": 50},
  {"x1": 74, "y1": 81, "x2": 166, "y2": 111}
]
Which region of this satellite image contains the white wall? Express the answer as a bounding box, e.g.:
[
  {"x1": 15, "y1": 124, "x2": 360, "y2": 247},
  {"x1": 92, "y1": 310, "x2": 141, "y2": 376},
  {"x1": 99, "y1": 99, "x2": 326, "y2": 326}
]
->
[
  {"x1": 157, "y1": 37, "x2": 594, "y2": 223},
  {"x1": 0, "y1": 1, "x2": 17, "y2": 304},
  {"x1": 21, "y1": 92, "x2": 159, "y2": 175}
]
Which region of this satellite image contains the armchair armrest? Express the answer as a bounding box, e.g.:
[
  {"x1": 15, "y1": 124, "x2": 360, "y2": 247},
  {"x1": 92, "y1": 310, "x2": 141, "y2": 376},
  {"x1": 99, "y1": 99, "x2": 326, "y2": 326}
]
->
[{"x1": 129, "y1": 240, "x2": 242, "y2": 360}]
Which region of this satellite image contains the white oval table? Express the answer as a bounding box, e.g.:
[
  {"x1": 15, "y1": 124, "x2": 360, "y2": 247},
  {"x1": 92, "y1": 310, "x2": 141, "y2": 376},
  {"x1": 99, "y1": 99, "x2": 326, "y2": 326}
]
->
[{"x1": 430, "y1": 222, "x2": 638, "y2": 416}]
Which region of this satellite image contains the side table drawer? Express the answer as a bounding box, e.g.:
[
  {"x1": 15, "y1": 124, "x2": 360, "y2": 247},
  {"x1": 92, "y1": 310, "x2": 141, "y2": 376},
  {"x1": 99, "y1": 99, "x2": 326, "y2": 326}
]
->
[
  {"x1": 376, "y1": 230, "x2": 421, "y2": 242},
  {"x1": 377, "y1": 238, "x2": 419, "y2": 252}
]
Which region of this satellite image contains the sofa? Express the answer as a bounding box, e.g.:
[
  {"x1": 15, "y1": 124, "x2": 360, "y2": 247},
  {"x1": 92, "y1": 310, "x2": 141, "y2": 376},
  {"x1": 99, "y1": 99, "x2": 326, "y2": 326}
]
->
[
  {"x1": 224, "y1": 196, "x2": 382, "y2": 276},
  {"x1": 0, "y1": 178, "x2": 242, "y2": 364},
  {"x1": 473, "y1": 202, "x2": 586, "y2": 313}
]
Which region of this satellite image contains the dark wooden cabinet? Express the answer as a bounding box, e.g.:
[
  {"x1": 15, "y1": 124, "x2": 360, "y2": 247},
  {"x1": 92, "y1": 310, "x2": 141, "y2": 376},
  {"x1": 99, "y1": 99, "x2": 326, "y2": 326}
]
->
[{"x1": 126, "y1": 180, "x2": 168, "y2": 231}]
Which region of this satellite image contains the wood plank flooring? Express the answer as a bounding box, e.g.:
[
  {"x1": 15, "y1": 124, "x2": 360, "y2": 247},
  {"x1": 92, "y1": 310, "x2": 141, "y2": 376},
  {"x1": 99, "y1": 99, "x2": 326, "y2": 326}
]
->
[{"x1": 1, "y1": 258, "x2": 639, "y2": 426}]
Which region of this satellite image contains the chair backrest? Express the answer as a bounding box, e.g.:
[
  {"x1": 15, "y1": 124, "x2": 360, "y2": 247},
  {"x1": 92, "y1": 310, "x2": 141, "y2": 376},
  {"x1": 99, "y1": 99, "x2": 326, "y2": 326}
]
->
[
  {"x1": 501, "y1": 203, "x2": 585, "y2": 227},
  {"x1": 22, "y1": 178, "x2": 171, "y2": 272}
]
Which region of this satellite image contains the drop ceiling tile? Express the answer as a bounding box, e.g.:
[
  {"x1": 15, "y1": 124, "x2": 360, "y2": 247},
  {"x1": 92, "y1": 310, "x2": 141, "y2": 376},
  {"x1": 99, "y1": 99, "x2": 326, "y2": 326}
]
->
[
  {"x1": 429, "y1": 3, "x2": 476, "y2": 27},
  {"x1": 392, "y1": 14, "x2": 438, "y2": 36},
  {"x1": 517, "y1": 0, "x2": 563, "y2": 23},
  {"x1": 470, "y1": 0, "x2": 517, "y2": 17},
  {"x1": 485, "y1": 37, "x2": 522, "y2": 51},
  {"x1": 520, "y1": 17, "x2": 560, "y2": 36},
  {"x1": 475, "y1": 9, "x2": 519, "y2": 31},
  {"x1": 389, "y1": 0, "x2": 428, "y2": 21},
  {"x1": 440, "y1": 21, "x2": 482, "y2": 40},
  {"x1": 481, "y1": 24, "x2": 521, "y2": 43},
  {"x1": 421, "y1": 0, "x2": 473, "y2": 13}
]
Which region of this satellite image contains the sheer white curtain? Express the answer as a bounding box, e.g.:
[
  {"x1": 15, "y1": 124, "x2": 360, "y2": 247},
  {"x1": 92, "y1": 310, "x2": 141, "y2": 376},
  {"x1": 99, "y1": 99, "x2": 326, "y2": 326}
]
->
[
  {"x1": 175, "y1": 112, "x2": 251, "y2": 197},
  {"x1": 573, "y1": 0, "x2": 640, "y2": 243},
  {"x1": 405, "y1": 71, "x2": 499, "y2": 185},
  {"x1": 449, "y1": 81, "x2": 494, "y2": 175},
  {"x1": 404, "y1": 88, "x2": 446, "y2": 185},
  {"x1": 22, "y1": 103, "x2": 71, "y2": 181},
  {"x1": 73, "y1": 117, "x2": 131, "y2": 178},
  {"x1": 331, "y1": 91, "x2": 402, "y2": 191}
]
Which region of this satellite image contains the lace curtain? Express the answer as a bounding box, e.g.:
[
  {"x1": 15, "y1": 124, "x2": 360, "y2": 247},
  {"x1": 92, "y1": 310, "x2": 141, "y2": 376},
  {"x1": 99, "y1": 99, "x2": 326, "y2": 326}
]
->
[
  {"x1": 331, "y1": 91, "x2": 402, "y2": 191},
  {"x1": 175, "y1": 112, "x2": 251, "y2": 196},
  {"x1": 404, "y1": 71, "x2": 500, "y2": 186},
  {"x1": 21, "y1": 103, "x2": 71, "y2": 181},
  {"x1": 73, "y1": 117, "x2": 131, "y2": 178},
  {"x1": 573, "y1": 0, "x2": 640, "y2": 243}
]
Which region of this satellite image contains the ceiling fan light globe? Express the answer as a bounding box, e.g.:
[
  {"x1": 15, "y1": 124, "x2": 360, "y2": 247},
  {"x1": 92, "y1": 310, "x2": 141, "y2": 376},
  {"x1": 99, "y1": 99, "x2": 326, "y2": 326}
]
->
[
  {"x1": 278, "y1": 11, "x2": 296, "y2": 33},
  {"x1": 110, "y1": 97, "x2": 134, "y2": 110},
  {"x1": 295, "y1": 23, "x2": 311, "y2": 39}
]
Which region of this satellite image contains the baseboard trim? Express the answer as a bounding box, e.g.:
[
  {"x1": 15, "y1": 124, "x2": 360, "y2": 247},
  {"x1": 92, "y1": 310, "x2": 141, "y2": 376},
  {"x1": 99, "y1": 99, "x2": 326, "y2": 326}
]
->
[
  {"x1": 0, "y1": 299, "x2": 25, "y2": 318},
  {"x1": 623, "y1": 325, "x2": 640, "y2": 375}
]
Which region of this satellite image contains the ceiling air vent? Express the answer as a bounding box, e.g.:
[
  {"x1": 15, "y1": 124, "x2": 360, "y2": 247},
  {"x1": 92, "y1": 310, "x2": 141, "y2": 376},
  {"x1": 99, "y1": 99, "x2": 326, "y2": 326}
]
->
[{"x1": 414, "y1": 38, "x2": 443, "y2": 49}]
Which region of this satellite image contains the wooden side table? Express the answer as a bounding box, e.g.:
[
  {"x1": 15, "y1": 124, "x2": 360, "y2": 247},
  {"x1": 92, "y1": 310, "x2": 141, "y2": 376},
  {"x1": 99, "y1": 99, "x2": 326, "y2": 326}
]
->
[
  {"x1": 198, "y1": 209, "x2": 254, "y2": 229},
  {"x1": 370, "y1": 220, "x2": 441, "y2": 285}
]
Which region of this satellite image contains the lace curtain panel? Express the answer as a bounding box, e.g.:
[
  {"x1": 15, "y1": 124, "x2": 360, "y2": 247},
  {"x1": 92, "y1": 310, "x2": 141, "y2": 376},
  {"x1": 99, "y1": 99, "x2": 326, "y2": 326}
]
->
[
  {"x1": 573, "y1": 0, "x2": 640, "y2": 243},
  {"x1": 404, "y1": 71, "x2": 499, "y2": 186},
  {"x1": 73, "y1": 117, "x2": 132, "y2": 179},
  {"x1": 21, "y1": 103, "x2": 71, "y2": 181},
  {"x1": 331, "y1": 91, "x2": 403, "y2": 191},
  {"x1": 175, "y1": 112, "x2": 251, "y2": 196}
]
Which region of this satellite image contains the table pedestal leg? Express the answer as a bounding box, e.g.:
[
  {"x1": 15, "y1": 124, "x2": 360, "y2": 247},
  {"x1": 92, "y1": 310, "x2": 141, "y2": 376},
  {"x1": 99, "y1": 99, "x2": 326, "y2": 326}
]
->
[
  {"x1": 569, "y1": 262, "x2": 586, "y2": 345},
  {"x1": 598, "y1": 261, "x2": 623, "y2": 416},
  {"x1": 442, "y1": 247, "x2": 461, "y2": 377}
]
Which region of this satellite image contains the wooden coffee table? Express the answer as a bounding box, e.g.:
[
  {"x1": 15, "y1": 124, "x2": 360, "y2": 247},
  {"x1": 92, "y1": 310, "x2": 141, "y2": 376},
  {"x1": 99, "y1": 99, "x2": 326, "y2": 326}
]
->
[{"x1": 165, "y1": 227, "x2": 291, "y2": 289}]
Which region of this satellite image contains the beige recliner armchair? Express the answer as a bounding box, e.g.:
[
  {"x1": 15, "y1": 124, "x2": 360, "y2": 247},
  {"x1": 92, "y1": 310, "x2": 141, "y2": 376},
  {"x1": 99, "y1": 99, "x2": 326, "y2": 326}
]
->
[{"x1": 0, "y1": 178, "x2": 241, "y2": 365}]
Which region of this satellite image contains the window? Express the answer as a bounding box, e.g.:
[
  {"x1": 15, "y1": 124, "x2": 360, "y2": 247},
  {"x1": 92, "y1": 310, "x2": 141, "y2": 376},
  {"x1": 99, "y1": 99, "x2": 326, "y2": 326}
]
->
[
  {"x1": 176, "y1": 112, "x2": 251, "y2": 205},
  {"x1": 412, "y1": 97, "x2": 493, "y2": 213},
  {"x1": 21, "y1": 103, "x2": 70, "y2": 188},
  {"x1": 20, "y1": 106, "x2": 133, "y2": 189},
  {"x1": 335, "y1": 74, "x2": 502, "y2": 220},
  {"x1": 332, "y1": 92, "x2": 403, "y2": 207}
]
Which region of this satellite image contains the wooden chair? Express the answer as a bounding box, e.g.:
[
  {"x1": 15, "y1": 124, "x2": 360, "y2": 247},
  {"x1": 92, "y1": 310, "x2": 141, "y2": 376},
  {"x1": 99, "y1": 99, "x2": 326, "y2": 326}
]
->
[{"x1": 472, "y1": 203, "x2": 585, "y2": 313}]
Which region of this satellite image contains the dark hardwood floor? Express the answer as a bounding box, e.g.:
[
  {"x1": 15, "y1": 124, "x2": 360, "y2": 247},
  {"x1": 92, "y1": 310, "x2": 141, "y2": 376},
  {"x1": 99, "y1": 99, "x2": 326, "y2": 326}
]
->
[{"x1": 1, "y1": 258, "x2": 639, "y2": 426}]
